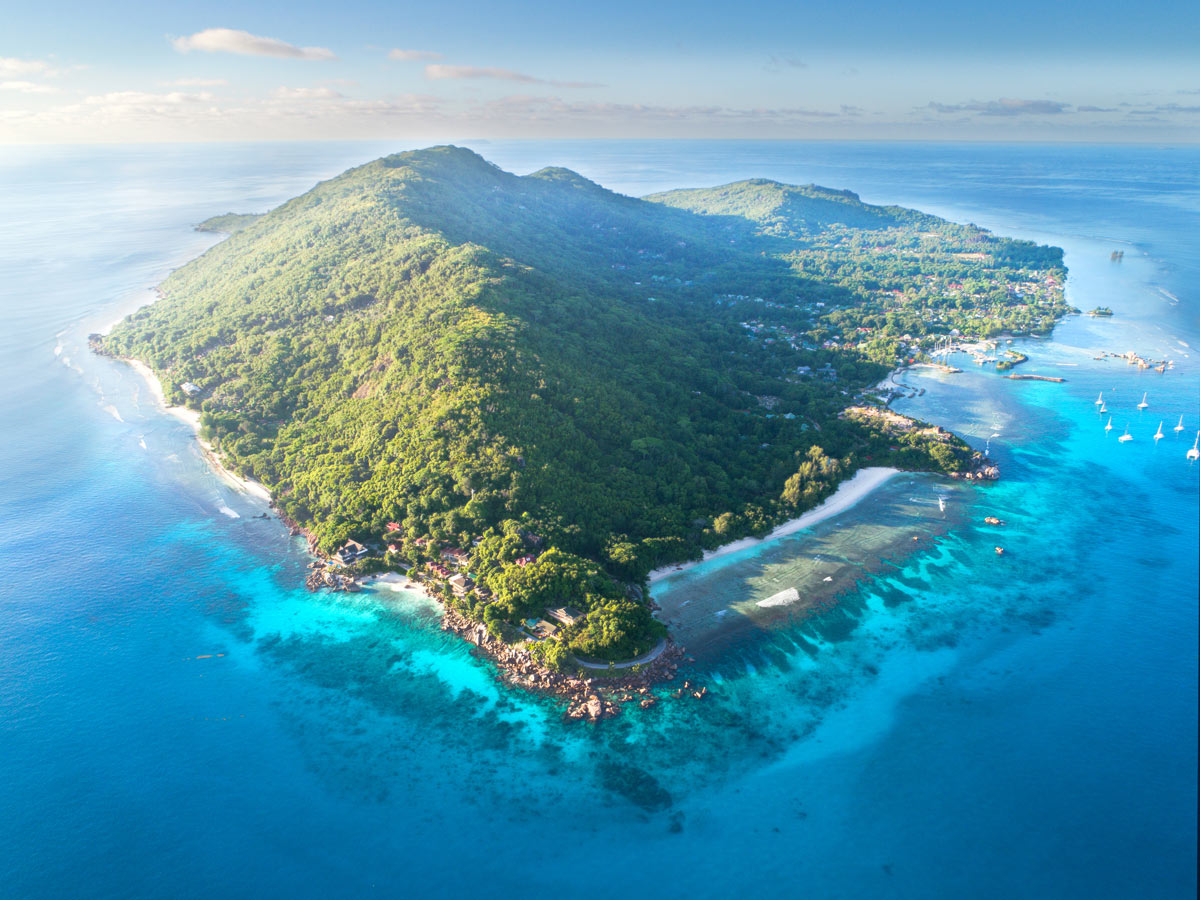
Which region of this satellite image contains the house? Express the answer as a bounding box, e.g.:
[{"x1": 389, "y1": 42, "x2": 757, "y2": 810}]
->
[
  {"x1": 546, "y1": 606, "x2": 585, "y2": 627},
  {"x1": 448, "y1": 573, "x2": 472, "y2": 596},
  {"x1": 385, "y1": 521, "x2": 401, "y2": 532},
  {"x1": 333, "y1": 540, "x2": 368, "y2": 565},
  {"x1": 441, "y1": 547, "x2": 470, "y2": 566},
  {"x1": 533, "y1": 620, "x2": 559, "y2": 640},
  {"x1": 181, "y1": 382, "x2": 201, "y2": 395},
  {"x1": 515, "y1": 554, "x2": 536, "y2": 567}
]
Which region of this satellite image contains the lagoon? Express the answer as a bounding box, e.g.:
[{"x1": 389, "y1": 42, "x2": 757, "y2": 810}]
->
[{"x1": 0, "y1": 141, "x2": 1195, "y2": 899}]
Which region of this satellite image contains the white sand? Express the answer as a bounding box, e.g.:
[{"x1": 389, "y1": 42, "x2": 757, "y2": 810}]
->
[
  {"x1": 123, "y1": 358, "x2": 271, "y2": 503},
  {"x1": 361, "y1": 572, "x2": 420, "y2": 592},
  {"x1": 648, "y1": 466, "x2": 901, "y2": 584}
]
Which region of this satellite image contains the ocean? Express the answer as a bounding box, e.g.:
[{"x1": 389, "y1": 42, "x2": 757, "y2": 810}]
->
[{"x1": 1, "y1": 141, "x2": 1196, "y2": 899}]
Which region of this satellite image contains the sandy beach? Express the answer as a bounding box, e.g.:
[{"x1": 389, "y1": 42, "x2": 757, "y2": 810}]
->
[
  {"x1": 124, "y1": 357, "x2": 272, "y2": 503},
  {"x1": 648, "y1": 466, "x2": 900, "y2": 584}
]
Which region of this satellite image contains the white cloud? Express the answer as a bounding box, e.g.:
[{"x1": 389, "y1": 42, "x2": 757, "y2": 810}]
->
[
  {"x1": 163, "y1": 77, "x2": 229, "y2": 87},
  {"x1": 0, "y1": 57, "x2": 56, "y2": 77},
  {"x1": 85, "y1": 90, "x2": 216, "y2": 107},
  {"x1": 171, "y1": 28, "x2": 335, "y2": 61},
  {"x1": 0, "y1": 80, "x2": 59, "y2": 94},
  {"x1": 425, "y1": 64, "x2": 601, "y2": 88},
  {"x1": 389, "y1": 49, "x2": 442, "y2": 62},
  {"x1": 273, "y1": 86, "x2": 343, "y2": 100}
]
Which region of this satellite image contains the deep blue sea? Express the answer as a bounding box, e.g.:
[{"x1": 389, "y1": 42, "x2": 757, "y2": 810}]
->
[{"x1": 1, "y1": 141, "x2": 1196, "y2": 899}]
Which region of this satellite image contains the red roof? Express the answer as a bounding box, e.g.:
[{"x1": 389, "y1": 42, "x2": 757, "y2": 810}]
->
[{"x1": 386, "y1": 521, "x2": 401, "y2": 532}]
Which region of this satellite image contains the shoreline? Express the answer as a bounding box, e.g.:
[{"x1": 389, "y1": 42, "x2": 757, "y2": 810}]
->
[
  {"x1": 648, "y1": 466, "x2": 900, "y2": 585},
  {"x1": 123, "y1": 357, "x2": 272, "y2": 503}
]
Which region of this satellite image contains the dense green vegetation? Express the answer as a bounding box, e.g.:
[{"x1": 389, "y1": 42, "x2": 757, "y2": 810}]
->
[
  {"x1": 98, "y1": 146, "x2": 1065, "y2": 658},
  {"x1": 650, "y1": 179, "x2": 1071, "y2": 354},
  {"x1": 195, "y1": 212, "x2": 263, "y2": 234}
]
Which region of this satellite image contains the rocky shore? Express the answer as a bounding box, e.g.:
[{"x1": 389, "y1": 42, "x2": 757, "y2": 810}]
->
[
  {"x1": 441, "y1": 607, "x2": 696, "y2": 722},
  {"x1": 304, "y1": 561, "x2": 361, "y2": 592},
  {"x1": 950, "y1": 457, "x2": 1001, "y2": 481}
]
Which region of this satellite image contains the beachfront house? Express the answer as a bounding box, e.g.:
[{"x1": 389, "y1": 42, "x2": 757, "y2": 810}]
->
[
  {"x1": 533, "y1": 620, "x2": 559, "y2": 640},
  {"x1": 448, "y1": 573, "x2": 472, "y2": 596},
  {"x1": 333, "y1": 540, "x2": 368, "y2": 565},
  {"x1": 546, "y1": 606, "x2": 584, "y2": 627}
]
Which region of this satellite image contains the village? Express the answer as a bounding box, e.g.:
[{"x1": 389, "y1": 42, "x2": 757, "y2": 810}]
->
[{"x1": 295, "y1": 521, "x2": 699, "y2": 722}]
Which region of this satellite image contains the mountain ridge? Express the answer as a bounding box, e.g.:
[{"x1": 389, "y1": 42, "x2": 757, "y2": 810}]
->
[{"x1": 97, "y1": 145, "x2": 1065, "y2": 659}]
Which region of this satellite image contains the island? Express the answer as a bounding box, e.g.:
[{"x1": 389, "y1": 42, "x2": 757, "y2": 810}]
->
[{"x1": 92, "y1": 146, "x2": 1068, "y2": 717}]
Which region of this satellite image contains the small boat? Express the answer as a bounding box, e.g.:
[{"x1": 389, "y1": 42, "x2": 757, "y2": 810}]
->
[
  {"x1": 1174, "y1": 415, "x2": 1185, "y2": 433},
  {"x1": 1137, "y1": 392, "x2": 1149, "y2": 410},
  {"x1": 1118, "y1": 425, "x2": 1133, "y2": 443},
  {"x1": 1189, "y1": 432, "x2": 1199, "y2": 462},
  {"x1": 938, "y1": 496, "x2": 946, "y2": 513},
  {"x1": 1099, "y1": 403, "x2": 1107, "y2": 413},
  {"x1": 1104, "y1": 416, "x2": 1113, "y2": 432},
  {"x1": 1094, "y1": 391, "x2": 1103, "y2": 406},
  {"x1": 994, "y1": 546, "x2": 1005, "y2": 556},
  {"x1": 1154, "y1": 422, "x2": 1164, "y2": 441}
]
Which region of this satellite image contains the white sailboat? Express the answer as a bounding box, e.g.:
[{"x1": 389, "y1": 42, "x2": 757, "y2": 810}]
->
[
  {"x1": 938, "y1": 496, "x2": 946, "y2": 513},
  {"x1": 1094, "y1": 391, "x2": 1103, "y2": 406},
  {"x1": 1173, "y1": 415, "x2": 1185, "y2": 433},
  {"x1": 1118, "y1": 425, "x2": 1133, "y2": 443},
  {"x1": 1188, "y1": 432, "x2": 1199, "y2": 461},
  {"x1": 1137, "y1": 392, "x2": 1149, "y2": 410},
  {"x1": 1099, "y1": 402, "x2": 1107, "y2": 413},
  {"x1": 1104, "y1": 416, "x2": 1113, "y2": 432},
  {"x1": 1153, "y1": 421, "x2": 1164, "y2": 441}
]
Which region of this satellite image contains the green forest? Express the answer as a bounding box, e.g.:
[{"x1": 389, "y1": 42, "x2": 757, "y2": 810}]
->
[{"x1": 97, "y1": 146, "x2": 1067, "y2": 659}]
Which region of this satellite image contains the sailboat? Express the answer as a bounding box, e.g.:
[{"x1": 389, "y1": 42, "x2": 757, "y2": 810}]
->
[
  {"x1": 1094, "y1": 391, "x2": 1103, "y2": 407},
  {"x1": 1118, "y1": 425, "x2": 1133, "y2": 443},
  {"x1": 1137, "y1": 392, "x2": 1149, "y2": 410},
  {"x1": 1104, "y1": 416, "x2": 1113, "y2": 432},
  {"x1": 1173, "y1": 415, "x2": 1185, "y2": 433},
  {"x1": 1188, "y1": 432, "x2": 1199, "y2": 461},
  {"x1": 1099, "y1": 402, "x2": 1107, "y2": 413},
  {"x1": 938, "y1": 496, "x2": 946, "y2": 513},
  {"x1": 1154, "y1": 421, "x2": 1164, "y2": 441}
]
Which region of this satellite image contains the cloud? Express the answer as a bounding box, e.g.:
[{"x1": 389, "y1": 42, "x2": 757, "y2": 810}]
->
[
  {"x1": 0, "y1": 57, "x2": 56, "y2": 77},
  {"x1": 765, "y1": 55, "x2": 808, "y2": 73},
  {"x1": 273, "y1": 86, "x2": 343, "y2": 100},
  {"x1": 389, "y1": 49, "x2": 442, "y2": 62},
  {"x1": 928, "y1": 98, "x2": 1070, "y2": 116},
  {"x1": 163, "y1": 77, "x2": 229, "y2": 87},
  {"x1": 468, "y1": 95, "x2": 857, "y2": 125},
  {"x1": 171, "y1": 28, "x2": 335, "y2": 61},
  {"x1": 424, "y1": 64, "x2": 602, "y2": 88},
  {"x1": 1076, "y1": 105, "x2": 1115, "y2": 113},
  {"x1": 85, "y1": 90, "x2": 216, "y2": 106},
  {"x1": 0, "y1": 80, "x2": 59, "y2": 94}
]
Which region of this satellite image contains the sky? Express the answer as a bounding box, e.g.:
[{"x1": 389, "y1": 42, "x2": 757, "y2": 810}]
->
[{"x1": 2, "y1": 0, "x2": 1198, "y2": 143}]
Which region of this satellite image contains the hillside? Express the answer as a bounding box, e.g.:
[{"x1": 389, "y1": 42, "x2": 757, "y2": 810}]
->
[{"x1": 97, "y1": 146, "x2": 1064, "y2": 660}]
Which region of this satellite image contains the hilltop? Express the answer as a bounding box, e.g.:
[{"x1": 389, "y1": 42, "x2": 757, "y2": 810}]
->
[{"x1": 97, "y1": 146, "x2": 1065, "y2": 662}]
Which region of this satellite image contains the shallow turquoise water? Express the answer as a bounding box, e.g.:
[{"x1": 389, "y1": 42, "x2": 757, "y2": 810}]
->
[{"x1": 0, "y1": 141, "x2": 1195, "y2": 898}]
